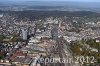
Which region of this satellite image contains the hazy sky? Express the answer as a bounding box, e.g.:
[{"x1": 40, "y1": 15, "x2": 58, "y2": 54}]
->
[{"x1": 6, "y1": 0, "x2": 100, "y2": 2}]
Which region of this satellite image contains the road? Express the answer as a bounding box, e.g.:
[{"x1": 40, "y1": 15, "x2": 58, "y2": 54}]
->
[{"x1": 47, "y1": 37, "x2": 80, "y2": 66}]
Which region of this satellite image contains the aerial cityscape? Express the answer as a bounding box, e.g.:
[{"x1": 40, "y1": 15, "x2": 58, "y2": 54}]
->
[{"x1": 0, "y1": 0, "x2": 100, "y2": 66}]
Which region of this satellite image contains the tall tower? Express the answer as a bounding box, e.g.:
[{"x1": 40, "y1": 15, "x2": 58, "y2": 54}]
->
[
  {"x1": 22, "y1": 29, "x2": 27, "y2": 40},
  {"x1": 51, "y1": 24, "x2": 59, "y2": 40}
]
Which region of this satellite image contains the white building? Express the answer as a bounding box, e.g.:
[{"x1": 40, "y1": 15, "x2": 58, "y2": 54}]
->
[{"x1": 22, "y1": 29, "x2": 27, "y2": 40}]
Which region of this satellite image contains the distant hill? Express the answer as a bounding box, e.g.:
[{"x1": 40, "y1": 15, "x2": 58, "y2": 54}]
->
[
  {"x1": 0, "y1": 1, "x2": 100, "y2": 8},
  {"x1": 2, "y1": 10, "x2": 100, "y2": 21},
  {"x1": 0, "y1": 1, "x2": 100, "y2": 12}
]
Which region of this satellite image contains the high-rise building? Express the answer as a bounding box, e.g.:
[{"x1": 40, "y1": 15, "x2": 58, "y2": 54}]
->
[
  {"x1": 51, "y1": 24, "x2": 59, "y2": 40},
  {"x1": 22, "y1": 29, "x2": 27, "y2": 40}
]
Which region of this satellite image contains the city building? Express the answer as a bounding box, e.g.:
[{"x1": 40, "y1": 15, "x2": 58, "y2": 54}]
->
[{"x1": 22, "y1": 29, "x2": 28, "y2": 40}]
